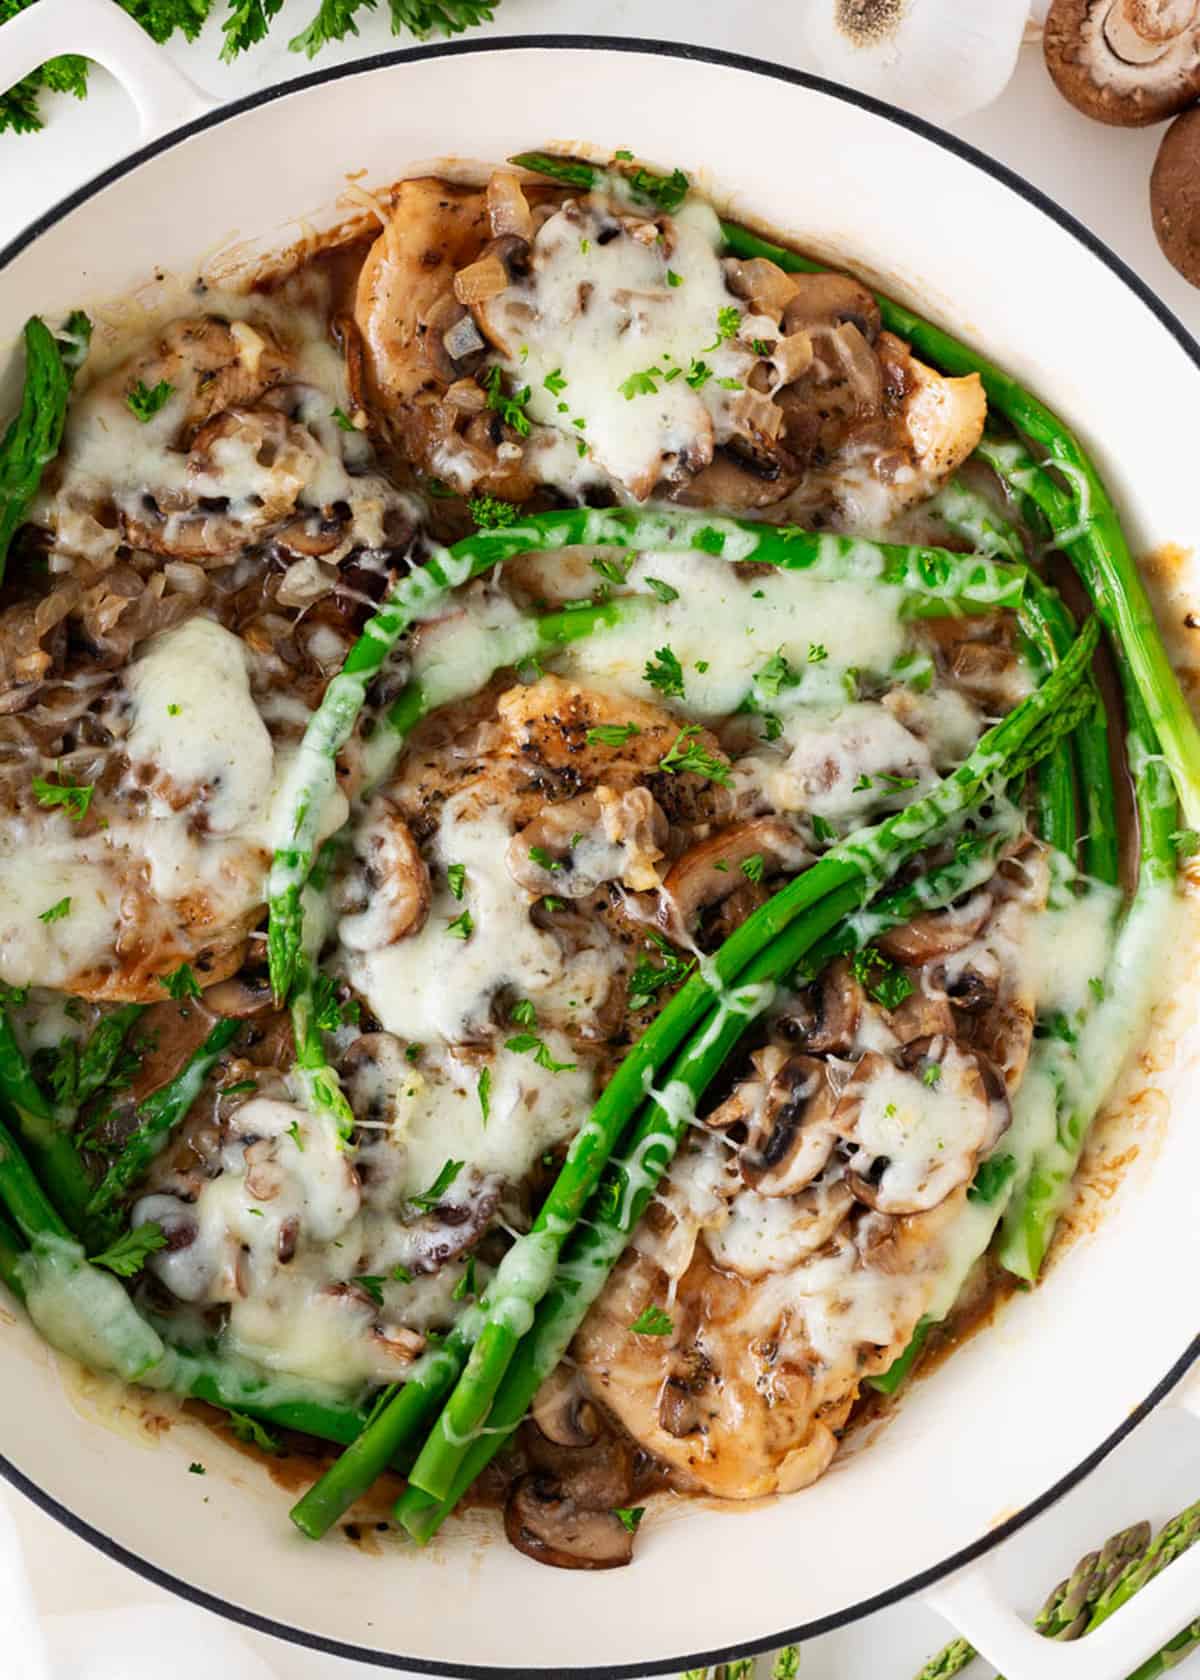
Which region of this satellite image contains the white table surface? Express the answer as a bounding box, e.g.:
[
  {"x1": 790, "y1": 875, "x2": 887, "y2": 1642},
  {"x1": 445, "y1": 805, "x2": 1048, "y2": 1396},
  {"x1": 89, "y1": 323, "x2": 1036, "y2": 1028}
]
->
[{"x1": 2, "y1": 12, "x2": 1200, "y2": 1677}]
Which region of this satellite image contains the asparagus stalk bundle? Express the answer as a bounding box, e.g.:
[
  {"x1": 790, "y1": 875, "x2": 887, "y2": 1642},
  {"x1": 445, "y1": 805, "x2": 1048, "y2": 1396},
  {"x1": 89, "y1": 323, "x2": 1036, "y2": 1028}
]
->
[{"x1": 914, "y1": 1502, "x2": 1200, "y2": 1679}]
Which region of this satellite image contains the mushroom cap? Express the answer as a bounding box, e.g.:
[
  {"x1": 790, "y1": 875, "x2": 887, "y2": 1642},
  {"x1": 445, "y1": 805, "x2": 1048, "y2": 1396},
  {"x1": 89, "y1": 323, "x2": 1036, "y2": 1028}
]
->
[
  {"x1": 1044, "y1": 0, "x2": 1200, "y2": 127},
  {"x1": 1152, "y1": 105, "x2": 1200, "y2": 285}
]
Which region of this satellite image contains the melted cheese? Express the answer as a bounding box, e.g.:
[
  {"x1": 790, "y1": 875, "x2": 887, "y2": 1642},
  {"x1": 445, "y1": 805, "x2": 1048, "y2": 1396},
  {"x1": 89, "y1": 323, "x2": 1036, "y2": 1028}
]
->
[
  {"x1": 491, "y1": 198, "x2": 761, "y2": 498},
  {"x1": 557, "y1": 549, "x2": 908, "y2": 719},
  {"x1": 345, "y1": 796, "x2": 612, "y2": 1040},
  {"x1": 126, "y1": 617, "x2": 274, "y2": 835}
]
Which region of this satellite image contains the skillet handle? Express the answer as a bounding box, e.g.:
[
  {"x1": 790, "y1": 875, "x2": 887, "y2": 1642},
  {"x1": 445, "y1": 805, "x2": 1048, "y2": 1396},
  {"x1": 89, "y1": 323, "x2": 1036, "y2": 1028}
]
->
[
  {"x1": 924, "y1": 1375, "x2": 1200, "y2": 1680},
  {"x1": 0, "y1": 0, "x2": 216, "y2": 140}
]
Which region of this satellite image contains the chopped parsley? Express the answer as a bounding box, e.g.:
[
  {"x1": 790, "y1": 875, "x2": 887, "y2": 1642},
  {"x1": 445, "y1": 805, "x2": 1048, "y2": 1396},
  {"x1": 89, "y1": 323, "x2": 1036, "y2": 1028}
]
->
[
  {"x1": 160, "y1": 962, "x2": 201, "y2": 1002},
  {"x1": 643, "y1": 645, "x2": 685, "y2": 698},
  {"x1": 922, "y1": 1061, "x2": 943, "y2": 1088},
  {"x1": 330, "y1": 405, "x2": 357, "y2": 432},
  {"x1": 644, "y1": 576, "x2": 678, "y2": 604},
  {"x1": 543, "y1": 368, "x2": 567, "y2": 395},
  {"x1": 391, "y1": 1264, "x2": 414, "y2": 1284},
  {"x1": 592, "y1": 555, "x2": 631, "y2": 586},
  {"x1": 810, "y1": 813, "x2": 835, "y2": 843},
  {"x1": 188, "y1": 1463, "x2": 206, "y2": 1475},
  {"x1": 477, "y1": 1066, "x2": 491, "y2": 1123},
  {"x1": 1088, "y1": 975, "x2": 1105, "y2": 1002},
  {"x1": 528, "y1": 844, "x2": 563, "y2": 873},
  {"x1": 33, "y1": 773, "x2": 94, "y2": 822},
  {"x1": 702, "y1": 304, "x2": 741, "y2": 351},
  {"x1": 286, "y1": 1118, "x2": 304, "y2": 1151},
  {"x1": 684, "y1": 358, "x2": 712, "y2": 390},
  {"x1": 505, "y1": 1032, "x2": 577, "y2": 1073},
  {"x1": 404, "y1": 1043, "x2": 422, "y2": 1064},
  {"x1": 467, "y1": 494, "x2": 519, "y2": 528},
  {"x1": 751, "y1": 337, "x2": 772, "y2": 356},
  {"x1": 125, "y1": 379, "x2": 173, "y2": 422},
  {"x1": 353, "y1": 1275, "x2": 386, "y2": 1307},
  {"x1": 618, "y1": 366, "x2": 664, "y2": 400},
  {"x1": 762, "y1": 714, "x2": 784, "y2": 742},
  {"x1": 851, "y1": 946, "x2": 914, "y2": 1010},
  {"x1": 877, "y1": 772, "x2": 919, "y2": 791},
  {"x1": 541, "y1": 895, "x2": 565, "y2": 912},
  {"x1": 613, "y1": 1505, "x2": 646, "y2": 1533},
  {"x1": 484, "y1": 364, "x2": 532, "y2": 436},
  {"x1": 808, "y1": 642, "x2": 828, "y2": 663},
  {"x1": 628, "y1": 931, "x2": 693, "y2": 1012},
  {"x1": 90, "y1": 1222, "x2": 167, "y2": 1278},
  {"x1": 740, "y1": 853, "x2": 765, "y2": 884},
  {"x1": 227, "y1": 1412, "x2": 280, "y2": 1455},
  {"x1": 446, "y1": 862, "x2": 466, "y2": 900},
  {"x1": 411, "y1": 1159, "x2": 465, "y2": 1212},
  {"x1": 614, "y1": 148, "x2": 633, "y2": 161},
  {"x1": 511, "y1": 998, "x2": 538, "y2": 1026},
  {"x1": 445, "y1": 909, "x2": 474, "y2": 940},
  {"x1": 452, "y1": 1257, "x2": 478, "y2": 1301},
  {"x1": 629, "y1": 1304, "x2": 673, "y2": 1336},
  {"x1": 666, "y1": 269, "x2": 683, "y2": 288},
  {"x1": 658, "y1": 726, "x2": 731, "y2": 787},
  {"x1": 37, "y1": 896, "x2": 71, "y2": 924},
  {"x1": 586, "y1": 722, "x2": 641, "y2": 747},
  {"x1": 166, "y1": 702, "x2": 181, "y2": 716},
  {"x1": 753, "y1": 648, "x2": 800, "y2": 702},
  {"x1": 312, "y1": 972, "x2": 358, "y2": 1031},
  {"x1": 853, "y1": 773, "x2": 874, "y2": 792}
]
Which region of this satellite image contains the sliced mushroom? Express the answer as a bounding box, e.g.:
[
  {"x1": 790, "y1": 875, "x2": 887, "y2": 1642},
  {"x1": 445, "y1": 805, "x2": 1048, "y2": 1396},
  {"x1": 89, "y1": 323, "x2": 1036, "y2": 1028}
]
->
[
  {"x1": 660, "y1": 818, "x2": 806, "y2": 939},
  {"x1": 462, "y1": 235, "x2": 533, "y2": 352},
  {"x1": 523, "y1": 1432, "x2": 634, "y2": 1510},
  {"x1": 775, "y1": 956, "x2": 862, "y2": 1054},
  {"x1": 504, "y1": 1473, "x2": 634, "y2": 1570},
  {"x1": 508, "y1": 787, "x2": 667, "y2": 897},
  {"x1": 338, "y1": 800, "x2": 431, "y2": 952},
  {"x1": 781, "y1": 272, "x2": 882, "y2": 342},
  {"x1": 530, "y1": 1364, "x2": 601, "y2": 1447},
  {"x1": 672, "y1": 445, "x2": 802, "y2": 510},
  {"x1": 739, "y1": 1049, "x2": 842, "y2": 1196},
  {"x1": 931, "y1": 958, "x2": 999, "y2": 1015},
  {"x1": 204, "y1": 973, "x2": 275, "y2": 1018},
  {"x1": 658, "y1": 1344, "x2": 714, "y2": 1437},
  {"x1": 1044, "y1": 0, "x2": 1200, "y2": 126},
  {"x1": 706, "y1": 1176, "x2": 855, "y2": 1279},
  {"x1": 722, "y1": 255, "x2": 801, "y2": 320},
  {"x1": 1152, "y1": 105, "x2": 1200, "y2": 287},
  {"x1": 885, "y1": 986, "x2": 957, "y2": 1044},
  {"x1": 833, "y1": 1043, "x2": 1010, "y2": 1214},
  {"x1": 876, "y1": 888, "x2": 993, "y2": 965}
]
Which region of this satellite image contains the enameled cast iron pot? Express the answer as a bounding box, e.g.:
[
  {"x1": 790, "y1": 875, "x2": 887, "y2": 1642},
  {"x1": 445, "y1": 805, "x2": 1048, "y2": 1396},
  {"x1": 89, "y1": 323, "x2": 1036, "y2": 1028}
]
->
[{"x1": 2, "y1": 8, "x2": 1200, "y2": 1674}]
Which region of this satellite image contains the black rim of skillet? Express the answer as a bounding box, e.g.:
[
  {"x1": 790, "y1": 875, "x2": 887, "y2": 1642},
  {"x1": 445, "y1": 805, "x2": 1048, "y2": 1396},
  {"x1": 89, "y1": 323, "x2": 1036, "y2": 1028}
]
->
[{"x1": 2, "y1": 32, "x2": 1200, "y2": 1678}]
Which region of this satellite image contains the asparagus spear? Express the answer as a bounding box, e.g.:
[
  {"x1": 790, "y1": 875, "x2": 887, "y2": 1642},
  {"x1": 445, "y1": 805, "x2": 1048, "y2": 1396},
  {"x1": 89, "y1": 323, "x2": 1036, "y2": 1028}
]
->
[
  {"x1": 978, "y1": 431, "x2": 1121, "y2": 886},
  {"x1": 914, "y1": 1639, "x2": 977, "y2": 1680},
  {"x1": 85, "y1": 1016, "x2": 241, "y2": 1227},
  {"x1": 393, "y1": 637, "x2": 1097, "y2": 1524},
  {"x1": 0, "y1": 1007, "x2": 95, "y2": 1232},
  {"x1": 0, "y1": 312, "x2": 91, "y2": 577}
]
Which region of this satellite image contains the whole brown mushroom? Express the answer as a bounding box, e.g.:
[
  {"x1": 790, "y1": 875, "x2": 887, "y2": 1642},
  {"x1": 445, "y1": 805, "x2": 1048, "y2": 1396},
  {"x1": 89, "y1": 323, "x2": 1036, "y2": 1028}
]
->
[
  {"x1": 1045, "y1": 0, "x2": 1200, "y2": 125},
  {"x1": 1151, "y1": 105, "x2": 1200, "y2": 283}
]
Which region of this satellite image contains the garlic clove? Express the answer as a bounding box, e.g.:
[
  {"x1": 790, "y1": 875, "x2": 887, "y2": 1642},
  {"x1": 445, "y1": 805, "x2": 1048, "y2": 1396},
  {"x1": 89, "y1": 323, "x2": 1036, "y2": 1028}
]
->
[{"x1": 791, "y1": 0, "x2": 1030, "y2": 124}]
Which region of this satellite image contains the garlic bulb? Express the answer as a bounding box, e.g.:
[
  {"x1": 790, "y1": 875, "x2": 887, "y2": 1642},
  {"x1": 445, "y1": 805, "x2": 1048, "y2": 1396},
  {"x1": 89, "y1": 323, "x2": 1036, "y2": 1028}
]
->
[{"x1": 791, "y1": 0, "x2": 1031, "y2": 123}]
